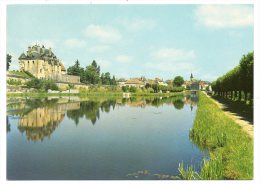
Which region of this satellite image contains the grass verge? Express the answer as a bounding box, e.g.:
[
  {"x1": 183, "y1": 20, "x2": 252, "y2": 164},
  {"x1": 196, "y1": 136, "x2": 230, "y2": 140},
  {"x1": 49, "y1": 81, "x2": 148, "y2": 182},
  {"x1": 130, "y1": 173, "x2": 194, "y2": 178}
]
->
[{"x1": 179, "y1": 92, "x2": 253, "y2": 179}]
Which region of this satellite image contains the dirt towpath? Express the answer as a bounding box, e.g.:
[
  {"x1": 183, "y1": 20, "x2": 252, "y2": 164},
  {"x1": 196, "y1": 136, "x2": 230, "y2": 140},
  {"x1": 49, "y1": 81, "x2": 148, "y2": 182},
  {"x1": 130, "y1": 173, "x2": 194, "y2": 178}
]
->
[{"x1": 204, "y1": 92, "x2": 253, "y2": 139}]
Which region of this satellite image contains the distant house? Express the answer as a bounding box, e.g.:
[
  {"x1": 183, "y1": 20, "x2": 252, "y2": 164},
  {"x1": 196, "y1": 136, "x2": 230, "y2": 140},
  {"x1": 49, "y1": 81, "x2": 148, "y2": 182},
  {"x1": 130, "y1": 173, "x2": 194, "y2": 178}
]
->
[
  {"x1": 165, "y1": 80, "x2": 173, "y2": 86},
  {"x1": 120, "y1": 77, "x2": 169, "y2": 88},
  {"x1": 183, "y1": 81, "x2": 192, "y2": 89},
  {"x1": 145, "y1": 79, "x2": 155, "y2": 86},
  {"x1": 199, "y1": 81, "x2": 210, "y2": 90},
  {"x1": 124, "y1": 79, "x2": 145, "y2": 88},
  {"x1": 117, "y1": 78, "x2": 127, "y2": 87},
  {"x1": 190, "y1": 82, "x2": 200, "y2": 90},
  {"x1": 154, "y1": 78, "x2": 168, "y2": 86},
  {"x1": 185, "y1": 73, "x2": 209, "y2": 91}
]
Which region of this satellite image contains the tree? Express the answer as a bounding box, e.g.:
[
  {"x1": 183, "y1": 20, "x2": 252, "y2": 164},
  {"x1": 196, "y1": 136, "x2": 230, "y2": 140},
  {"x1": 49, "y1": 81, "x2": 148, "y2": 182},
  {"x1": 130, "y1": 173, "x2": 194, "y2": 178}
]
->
[
  {"x1": 211, "y1": 51, "x2": 253, "y2": 103},
  {"x1": 85, "y1": 65, "x2": 100, "y2": 84},
  {"x1": 75, "y1": 60, "x2": 80, "y2": 68},
  {"x1": 66, "y1": 59, "x2": 117, "y2": 86},
  {"x1": 82, "y1": 60, "x2": 101, "y2": 84},
  {"x1": 173, "y1": 76, "x2": 184, "y2": 87},
  {"x1": 100, "y1": 73, "x2": 105, "y2": 84},
  {"x1": 111, "y1": 75, "x2": 116, "y2": 85},
  {"x1": 92, "y1": 60, "x2": 97, "y2": 68},
  {"x1": 102, "y1": 72, "x2": 111, "y2": 85},
  {"x1": 91, "y1": 60, "x2": 100, "y2": 75},
  {"x1": 152, "y1": 84, "x2": 159, "y2": 93},
  {"x1": 240, "y1": 52, "x2": 253, "y2": 101},
  {"x1": 67, "y1": 60, "x2": 83, "y2": 76},
  {"x1": 7, "y1": 54, "x2": 12, "y2": 71},
  {"x1": 145, "y1": 83, "x2": 151, "y2": 89}
]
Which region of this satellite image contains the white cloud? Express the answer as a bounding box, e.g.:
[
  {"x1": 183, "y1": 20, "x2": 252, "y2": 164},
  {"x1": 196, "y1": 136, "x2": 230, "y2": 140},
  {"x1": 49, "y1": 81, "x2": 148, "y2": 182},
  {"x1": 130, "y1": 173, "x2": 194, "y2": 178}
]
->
[
  {"x1": 117, "y1": 18, "x2": 157, "y2": 31},
  {"x1": 84, "y1": 24, "x2": 122, "y2": 43},
  {"x1": 145, "y1": 62, "x2": 195, "y2": 74},
  {"x1": 199, "y1": 73, "x2": 218, "y2": 82},
  {"x1": 195, "y1": 5, "x2": 253, "y2": 29},
  {"x1": 115, "y1": 55, "x2": 131, "y2": 63},
  {"x1": 94, "y1": 59, "x2": 112, "y2": 72},
  {"x1": 152, "y1": 48, "x2": 196, "y2": 61},
  {"x1": 88, "y1": 45, "x2": 111, "y2": 53},
  {"x1": 64, "y1": 38, "x2": 86, "y2": 48},
  {"x1": 146, "y1": 47, "x2": 197, "y2": 75}
]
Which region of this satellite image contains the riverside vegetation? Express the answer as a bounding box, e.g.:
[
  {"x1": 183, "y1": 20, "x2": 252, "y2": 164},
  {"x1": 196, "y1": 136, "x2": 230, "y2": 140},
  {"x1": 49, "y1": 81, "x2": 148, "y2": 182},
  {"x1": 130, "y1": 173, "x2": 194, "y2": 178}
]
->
[
  {"x1": 211, "y1": 52, "x2": 253, "y2": 104},
  {"x1": 177, "y1": 92, "x2": 253, "y2": 180}
]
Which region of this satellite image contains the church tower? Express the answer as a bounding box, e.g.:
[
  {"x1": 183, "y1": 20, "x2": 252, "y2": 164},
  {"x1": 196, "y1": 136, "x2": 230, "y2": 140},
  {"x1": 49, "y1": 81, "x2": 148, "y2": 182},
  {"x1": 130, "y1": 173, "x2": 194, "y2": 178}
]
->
[{"x1": 190, "y1": 73, "x2": 193, "y2": 81}]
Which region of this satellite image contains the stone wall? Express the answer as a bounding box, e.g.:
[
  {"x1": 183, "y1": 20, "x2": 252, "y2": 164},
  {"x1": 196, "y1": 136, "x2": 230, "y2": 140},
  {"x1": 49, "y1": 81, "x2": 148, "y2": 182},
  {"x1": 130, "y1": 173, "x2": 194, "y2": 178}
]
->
[
  {"x1": 49, "y1": 74, "x2": 80, "y2": 84},
  {"x1": 56, "y1": 82, "x2": 89, "y2": 91}
]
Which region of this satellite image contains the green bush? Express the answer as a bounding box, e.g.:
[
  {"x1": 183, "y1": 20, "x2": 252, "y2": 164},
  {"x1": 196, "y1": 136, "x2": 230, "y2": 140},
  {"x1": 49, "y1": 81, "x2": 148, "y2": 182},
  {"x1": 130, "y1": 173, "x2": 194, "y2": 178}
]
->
[
  {"x1": 25, "y1": 78, "x2": 42, "y2": 89},
  {"x1": 25, "y1": 78, "x2": 58, "y2": 91},
  {"x1": 7, "y1": 79, "x2": 22, "y2": 86},
  {"x1": 129, "y1": 86, "x2": 137, "y2": 93},
  {"x1": 147, "y1": 87, "x2": 154, "y2": 93},
  {"x1": 42, "y1": 80, "x2": 59, "y2": 91},
  {"x1": 122, "y1": 86, "x2": 129, "y2": 92}
]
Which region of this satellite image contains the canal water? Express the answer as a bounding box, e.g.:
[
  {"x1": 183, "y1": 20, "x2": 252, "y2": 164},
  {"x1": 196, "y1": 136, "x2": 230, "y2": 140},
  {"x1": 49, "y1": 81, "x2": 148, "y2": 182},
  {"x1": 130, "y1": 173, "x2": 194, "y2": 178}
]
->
[{"x1": 7, "y1": 95, "x2": 206, "y2": 180}]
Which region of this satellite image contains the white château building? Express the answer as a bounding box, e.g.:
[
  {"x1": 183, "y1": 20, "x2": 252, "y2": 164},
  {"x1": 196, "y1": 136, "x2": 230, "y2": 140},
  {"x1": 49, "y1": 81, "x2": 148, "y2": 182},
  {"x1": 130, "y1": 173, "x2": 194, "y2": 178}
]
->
[{"x1": 18, "y1": 44, "x2": 80, "y2": 84}]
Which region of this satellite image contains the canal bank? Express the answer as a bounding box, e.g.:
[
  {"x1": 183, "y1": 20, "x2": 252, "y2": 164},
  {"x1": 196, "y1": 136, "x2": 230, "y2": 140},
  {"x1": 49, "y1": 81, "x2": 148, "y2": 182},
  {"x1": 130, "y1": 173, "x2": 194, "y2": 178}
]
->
[
  {"x1": 204, "y1": 92, "x2": 253, "y2": 139},
  {"x1": 188, "y1": 92, "x2": 253, "y2": 179}
]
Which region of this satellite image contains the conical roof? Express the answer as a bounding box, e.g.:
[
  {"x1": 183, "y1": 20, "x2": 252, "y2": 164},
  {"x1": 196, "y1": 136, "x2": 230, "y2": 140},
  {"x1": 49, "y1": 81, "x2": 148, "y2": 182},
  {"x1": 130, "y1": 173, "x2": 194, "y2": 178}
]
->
[{"x1": 18, "y1": 53, "x2": 27, "y2": 59}]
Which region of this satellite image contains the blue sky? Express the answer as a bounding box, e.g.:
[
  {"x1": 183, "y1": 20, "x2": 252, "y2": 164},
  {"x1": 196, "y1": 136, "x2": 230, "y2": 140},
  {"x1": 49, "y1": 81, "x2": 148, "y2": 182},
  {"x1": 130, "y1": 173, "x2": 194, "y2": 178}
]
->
[{"x1": 7, "y1": 4, "x2": 253, "y2": 81}]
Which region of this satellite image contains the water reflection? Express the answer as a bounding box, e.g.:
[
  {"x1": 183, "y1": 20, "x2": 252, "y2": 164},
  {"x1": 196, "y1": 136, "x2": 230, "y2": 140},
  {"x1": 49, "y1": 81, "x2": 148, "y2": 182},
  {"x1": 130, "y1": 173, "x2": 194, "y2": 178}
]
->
[
  {"x1": 7, "y1": 94, "x2": 203, "y2": 180},
  {"x1": 7, "y1": 95, "x2": 198, "y2": 142},
  {"x1": 7, "y1": 98, "x2": 79, "y2": 142},
  {"x1": 184, "y1": 94, "x2": 198, "y2": 112},
  {"x1": 7, "y1": 116, "x2": 11, "y2": 133}
]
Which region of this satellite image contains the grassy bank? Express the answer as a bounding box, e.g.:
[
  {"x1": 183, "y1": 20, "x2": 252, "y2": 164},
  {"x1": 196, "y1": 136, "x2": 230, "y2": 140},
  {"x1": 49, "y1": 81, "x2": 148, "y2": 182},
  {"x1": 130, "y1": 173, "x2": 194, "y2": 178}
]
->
[{"x1": 183, "y1": 92, "x2": 253, "y2": 179}]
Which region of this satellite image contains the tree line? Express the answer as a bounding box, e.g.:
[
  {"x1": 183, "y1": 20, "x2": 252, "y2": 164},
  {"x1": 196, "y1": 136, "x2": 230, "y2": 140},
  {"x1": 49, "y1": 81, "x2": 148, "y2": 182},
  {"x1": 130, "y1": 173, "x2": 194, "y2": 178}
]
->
[
  {"x1": 67, "y1": 60, "x2": 116, "y2": 85},
  {"x1": 211, "y1": 51, "x2": 253, "y2": 103}
]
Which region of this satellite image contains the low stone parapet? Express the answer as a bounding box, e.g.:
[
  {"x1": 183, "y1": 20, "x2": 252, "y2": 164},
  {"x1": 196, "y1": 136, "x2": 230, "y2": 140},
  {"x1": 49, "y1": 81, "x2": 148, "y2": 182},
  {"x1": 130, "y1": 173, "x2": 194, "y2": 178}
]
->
[{"x1": 61, "y1": 89, "x2": 79, "y2": 94}]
